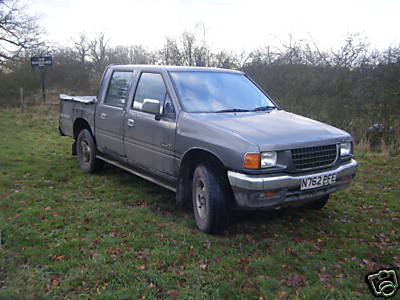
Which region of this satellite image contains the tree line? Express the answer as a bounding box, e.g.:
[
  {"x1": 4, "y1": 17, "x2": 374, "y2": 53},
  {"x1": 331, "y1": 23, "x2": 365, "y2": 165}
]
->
[{"x1": 1, "y1": 0, "x2": 399, "y2": 151}]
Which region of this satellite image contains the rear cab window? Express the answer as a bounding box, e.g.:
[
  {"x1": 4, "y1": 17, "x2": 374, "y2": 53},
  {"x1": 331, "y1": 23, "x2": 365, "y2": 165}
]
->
[{"x1": 104, "y1": 71, "x2": 132, "y2": 108}]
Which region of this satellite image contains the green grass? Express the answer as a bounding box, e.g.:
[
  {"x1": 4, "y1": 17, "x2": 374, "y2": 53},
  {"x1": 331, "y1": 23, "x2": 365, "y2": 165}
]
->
[{"x1": 0, "y1": 107, "x2": 399, "y2": 299}]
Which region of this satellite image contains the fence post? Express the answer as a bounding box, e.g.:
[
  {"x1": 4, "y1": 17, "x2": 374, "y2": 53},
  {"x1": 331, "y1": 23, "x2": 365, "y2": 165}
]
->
[
  {"x1": 20, "y1": 87, "x2": 24, "y2": 111},
  {"x1": 40, "y1": 67, "x2": 46, "y2": 104}
]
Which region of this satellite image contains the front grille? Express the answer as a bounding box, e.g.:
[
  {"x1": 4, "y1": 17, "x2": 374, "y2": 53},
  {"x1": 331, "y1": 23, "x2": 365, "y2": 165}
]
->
[{"x1": 291, "y1": 144, "x2": 337, "y2": 170}]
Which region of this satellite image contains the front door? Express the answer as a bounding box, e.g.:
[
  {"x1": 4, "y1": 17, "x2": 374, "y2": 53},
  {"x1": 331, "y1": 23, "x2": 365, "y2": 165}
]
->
[
  {"x1": 95, "y1": 70, "x2": 132, "y2": 157},
  {"x1": 124, "y1": 72, "x2": 178, "y2": 177}
]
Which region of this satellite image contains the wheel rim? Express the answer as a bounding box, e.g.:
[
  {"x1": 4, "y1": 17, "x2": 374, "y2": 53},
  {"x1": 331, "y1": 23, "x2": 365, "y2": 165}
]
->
[
  {"x1": 195, "y1": 178, "x2": 208, "y2": 219},
  {"x1": 80, "y1": 137, "x2": 91, "y2": 165}
]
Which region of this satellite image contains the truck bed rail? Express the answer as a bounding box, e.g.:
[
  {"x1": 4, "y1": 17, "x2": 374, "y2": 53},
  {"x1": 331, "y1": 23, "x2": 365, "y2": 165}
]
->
[{"x1": 59, "y1": 94, "x2": 96, "y2": 104}]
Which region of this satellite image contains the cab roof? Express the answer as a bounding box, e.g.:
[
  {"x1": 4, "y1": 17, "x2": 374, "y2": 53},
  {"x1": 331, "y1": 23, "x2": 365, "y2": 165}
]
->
[{"x1": 108, "y1": 64, "x2": 244, "y2": 74}]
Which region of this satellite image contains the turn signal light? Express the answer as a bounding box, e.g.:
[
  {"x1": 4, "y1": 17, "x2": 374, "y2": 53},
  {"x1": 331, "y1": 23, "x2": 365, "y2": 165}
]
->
[
  {"x1": 243, "y1": 153, "x2": 260, "y2": 169},
  {"x1": 262, "y1": 191, "x2": 275, "y2": 197}
]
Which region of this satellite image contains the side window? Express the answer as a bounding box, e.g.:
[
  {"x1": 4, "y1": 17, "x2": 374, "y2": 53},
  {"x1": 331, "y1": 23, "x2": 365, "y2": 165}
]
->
[
  {"x1": 133, "y1": 73, "x2": 166, "y2": 112},
  {"x1": 104, "y1": 71, "x2": 132, "y2": 107}
]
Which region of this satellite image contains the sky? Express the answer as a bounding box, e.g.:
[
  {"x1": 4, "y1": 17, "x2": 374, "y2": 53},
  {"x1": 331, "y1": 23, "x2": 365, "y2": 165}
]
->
[{"x1": 30, "y1": 0, "x2": 400, "y2": 53}]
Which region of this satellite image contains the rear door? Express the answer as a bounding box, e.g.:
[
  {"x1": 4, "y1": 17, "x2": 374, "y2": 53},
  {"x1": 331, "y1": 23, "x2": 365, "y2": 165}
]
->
[
  {"x1": 95, "y1": 70, "x2": 133, "y2": 157},
  {"x1": 124, "y1": 71, "x2": 178, "y2": 177}
]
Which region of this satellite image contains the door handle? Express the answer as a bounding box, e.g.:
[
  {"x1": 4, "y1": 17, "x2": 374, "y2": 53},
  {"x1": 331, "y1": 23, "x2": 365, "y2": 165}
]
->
[
  {"x1": 100, "y1": 113, "x2": 107, "y2": 119},
  {"x1": 127, "y1": 119, "x2": 135, "y2": 127}
]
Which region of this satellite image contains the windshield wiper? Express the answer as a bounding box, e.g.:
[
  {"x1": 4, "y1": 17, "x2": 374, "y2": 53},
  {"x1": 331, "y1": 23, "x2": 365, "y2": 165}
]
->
[
  {"x1": 214, "y1": 108, "x2": 251, "y2": 113},
  {"x1": 251, "y1": 106, "x2": 277, "y2": 112}
]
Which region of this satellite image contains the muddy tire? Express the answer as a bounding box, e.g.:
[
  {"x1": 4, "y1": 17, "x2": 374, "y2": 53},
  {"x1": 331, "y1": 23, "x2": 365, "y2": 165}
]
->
[
  {"x1": 192, "y1": 163, "x2": 230, "y2": 234},
  {"x1": 76, "y1": 129, "x2": 104, "y2": 173}
]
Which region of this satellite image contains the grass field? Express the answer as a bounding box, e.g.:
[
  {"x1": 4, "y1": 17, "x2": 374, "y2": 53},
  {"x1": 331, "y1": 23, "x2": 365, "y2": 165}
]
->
[{"x1": 0, "y1": 107, "x2": 399, "y2": 299}]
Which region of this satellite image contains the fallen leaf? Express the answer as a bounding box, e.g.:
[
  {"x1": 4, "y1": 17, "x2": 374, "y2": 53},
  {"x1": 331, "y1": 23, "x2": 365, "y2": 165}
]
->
[
  {"x1": 278, "y1": 290, "x2": 287, "y2": 297},
  {"x1": 291, "y1": 236, "x2": 302, "y2": 243},
  {"x1": 76, "y1": 218, "x2": 90, "y2": 225},
  {"x1": 51, "y1": 279, "x2": 60, "y2": 286},
  {"x1": 246, "y1": 235, "x2": 255, "y2": 243},
  {"x1": 106, "y1": 248, "x2": 118, "y2": 255},
  {"x1": 238, "y1": 257, "x2": 250, "y2": 273},
  {"x1": 286, "y1": 273, "x2": 306, "y2": 287},
  {"x1": 148, "y1": 282, "x2": 156, "y2": 288},
  {"x1": 167, "y1": 266, "x2": 174, "y2": 272},
  {"x1": 199, "y1": 259, "x2": 208, "y2": 270},
  {"x1": 167, "y1": 289, "x2": 180, "y2": 299},
  {"x1": 319, "y1": 272, "x2": 331, "y2": 284},
  {"x1": 51, "y1": 255, "x2": 65, "y2": 261}
]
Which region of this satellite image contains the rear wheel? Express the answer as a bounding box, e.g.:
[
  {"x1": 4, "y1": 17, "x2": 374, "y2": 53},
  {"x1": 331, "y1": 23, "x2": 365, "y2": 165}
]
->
[
  {"x1": 306, "y1": 194, "x2": 329, "y2": 209},
  {"x1": 76, "y1": 129, "x2": 104, "y2": 173},
  {"x1": 192, "y1": 163, "x2": 230, "y2": 234}
]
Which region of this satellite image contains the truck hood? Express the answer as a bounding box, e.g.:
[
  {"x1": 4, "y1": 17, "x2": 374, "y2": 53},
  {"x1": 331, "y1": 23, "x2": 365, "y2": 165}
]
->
[{"x1": 191, "y1": 110, "x2": 351, "y2": 151}]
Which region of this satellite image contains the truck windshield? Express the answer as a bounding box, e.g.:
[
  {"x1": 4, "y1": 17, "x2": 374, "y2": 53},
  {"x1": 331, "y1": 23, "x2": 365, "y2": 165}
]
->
[{"x1": 170, "y1": 71, "x2": 276, "y2": 113}]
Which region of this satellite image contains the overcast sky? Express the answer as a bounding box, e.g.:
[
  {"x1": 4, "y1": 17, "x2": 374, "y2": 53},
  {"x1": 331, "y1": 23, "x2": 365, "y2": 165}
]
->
[{"x1": 31, "y1": 0, "x2": 400, "y2": 52}]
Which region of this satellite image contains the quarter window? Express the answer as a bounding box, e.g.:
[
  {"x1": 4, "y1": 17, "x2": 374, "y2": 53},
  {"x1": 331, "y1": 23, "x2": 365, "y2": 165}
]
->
[
  {"x1": 163, "y1": 93, "x2": 175, "y2": 116},
  {"x1": 104, "y1": 71, "x2": 132, "y2": 107}
]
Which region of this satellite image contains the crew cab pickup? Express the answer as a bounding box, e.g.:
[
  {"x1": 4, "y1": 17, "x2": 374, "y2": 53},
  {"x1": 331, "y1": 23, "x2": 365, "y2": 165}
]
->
[{"x1": 59, "y1": 65, "x2": 358, "y2": 234}]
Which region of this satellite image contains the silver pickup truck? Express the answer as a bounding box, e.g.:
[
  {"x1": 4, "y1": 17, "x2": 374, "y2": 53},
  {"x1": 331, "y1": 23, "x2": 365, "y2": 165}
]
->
[{"x1": 59, "y1": 65, "x2": 358, "y2": 234}]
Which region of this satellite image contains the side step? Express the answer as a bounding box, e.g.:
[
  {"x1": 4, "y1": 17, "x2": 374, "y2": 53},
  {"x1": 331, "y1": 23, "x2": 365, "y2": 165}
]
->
[{"x1": 97, "y1": 154, "x2": 176, "y2": 192}]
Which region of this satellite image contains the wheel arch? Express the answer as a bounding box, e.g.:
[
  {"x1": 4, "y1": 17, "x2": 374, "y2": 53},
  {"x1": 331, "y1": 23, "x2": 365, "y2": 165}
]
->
[
  {"x1": 176, "y1": 148, "x2": 227, "y2": 207},
  {"x1": 72, "y1": 118, "x2": 95, "y2": 156},
  {"x1": 73, "y1": 118, "x2": 93, "y2": 139}
]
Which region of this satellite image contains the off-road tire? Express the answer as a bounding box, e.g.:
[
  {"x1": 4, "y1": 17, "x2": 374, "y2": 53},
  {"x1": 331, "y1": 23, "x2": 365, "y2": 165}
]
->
[
  {"x1": 76, "y1": 129, "x2": 104, "y2": 173},
  {"x1": 192, "y1": 163, "x2": 230, "y2": 234}
]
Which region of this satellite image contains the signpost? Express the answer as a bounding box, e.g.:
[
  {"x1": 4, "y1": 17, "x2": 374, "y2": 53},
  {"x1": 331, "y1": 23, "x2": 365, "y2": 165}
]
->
[{"x1": 30, "y1": 56, "x2": 52, "y2": 103}]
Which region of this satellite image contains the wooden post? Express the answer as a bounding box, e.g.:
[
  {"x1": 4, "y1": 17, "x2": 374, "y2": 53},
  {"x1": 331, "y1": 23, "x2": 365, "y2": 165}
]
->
[
  {"x1": 40, "y1": 67, "x2": 46, "y2": 104},
  {"x1": 20, "y1": 87, "x2": 24, "y2": 111}
]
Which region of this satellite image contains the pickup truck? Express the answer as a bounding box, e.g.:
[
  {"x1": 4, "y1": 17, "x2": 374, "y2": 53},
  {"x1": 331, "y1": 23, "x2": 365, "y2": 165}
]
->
[{"x1": 59, "y1": 65, "x2": 358, "y2": 234}]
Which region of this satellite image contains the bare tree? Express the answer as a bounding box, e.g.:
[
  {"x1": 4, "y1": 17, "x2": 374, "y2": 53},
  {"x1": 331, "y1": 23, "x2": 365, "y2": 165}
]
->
[
  {"x1": 162, "y1": 37, "x2": 182, "y2": 65},
  {"x1": 181, "y1": 31, "x2": 195, "y2": 66},
  {"x1": 275, "y1": 34, "x2": 304, "y2": 64},
  {"x1": 330, "y1": 33, "x2": 368, "y2": 68},
  {"x1": 88, "y1": 32, "x2": 109, "y2": 73},
  {"x1": 127, "y1": 45, "x2": 151, "y2": 64},
  {"x1": 0, "y1": 0, "x2": 43, "y2": 67},
  {"x1": 73, "y1": 33, "x2": 89, "y2": 64}
]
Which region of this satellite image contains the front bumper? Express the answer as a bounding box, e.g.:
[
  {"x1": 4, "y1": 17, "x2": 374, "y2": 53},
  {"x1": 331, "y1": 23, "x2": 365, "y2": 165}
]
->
[{"x1": 227, "y1": 159, "x2": 358, "y2": 209}]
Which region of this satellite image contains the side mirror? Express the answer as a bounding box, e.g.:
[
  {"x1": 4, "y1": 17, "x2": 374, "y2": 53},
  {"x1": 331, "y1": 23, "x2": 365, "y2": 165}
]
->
[{"x1": 142, "y1": 98, "x2": 160, "y2": 115}]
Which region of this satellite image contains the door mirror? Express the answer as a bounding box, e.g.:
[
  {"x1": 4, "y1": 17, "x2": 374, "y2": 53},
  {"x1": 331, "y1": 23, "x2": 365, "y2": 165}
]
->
[{"x1": 142, "y1": 98, "x2": 160, "y2": 115}]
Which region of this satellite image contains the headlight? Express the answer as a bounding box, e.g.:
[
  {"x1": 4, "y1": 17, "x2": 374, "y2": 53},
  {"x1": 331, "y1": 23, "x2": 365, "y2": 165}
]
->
[
  {"x1": 340, "y1": 142, "x2": 352, "y2": 157},
  {"x1": 261, "y1": 151, "x2": 277, "y2": 168}
]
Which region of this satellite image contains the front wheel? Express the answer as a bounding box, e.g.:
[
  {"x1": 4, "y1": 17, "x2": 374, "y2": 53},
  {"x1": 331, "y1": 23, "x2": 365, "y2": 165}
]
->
[
  {"x1": 192, "y1": 163, "x2": 230, "y2": 234},
  {"x1": 76, "y1": 129, "x2": 104, "y2": 173}
]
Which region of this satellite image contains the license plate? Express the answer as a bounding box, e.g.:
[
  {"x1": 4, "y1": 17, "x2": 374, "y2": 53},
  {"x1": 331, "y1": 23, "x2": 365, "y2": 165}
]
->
[{"x1": 300, "y1": 173, "x2": 336, "y2": 190}]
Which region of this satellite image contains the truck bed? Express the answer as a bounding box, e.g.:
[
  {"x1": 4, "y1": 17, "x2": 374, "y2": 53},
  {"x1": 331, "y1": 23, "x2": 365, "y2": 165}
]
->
[{"x1": 59, "y1": 94, "x2": 96, "y2": 138}]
